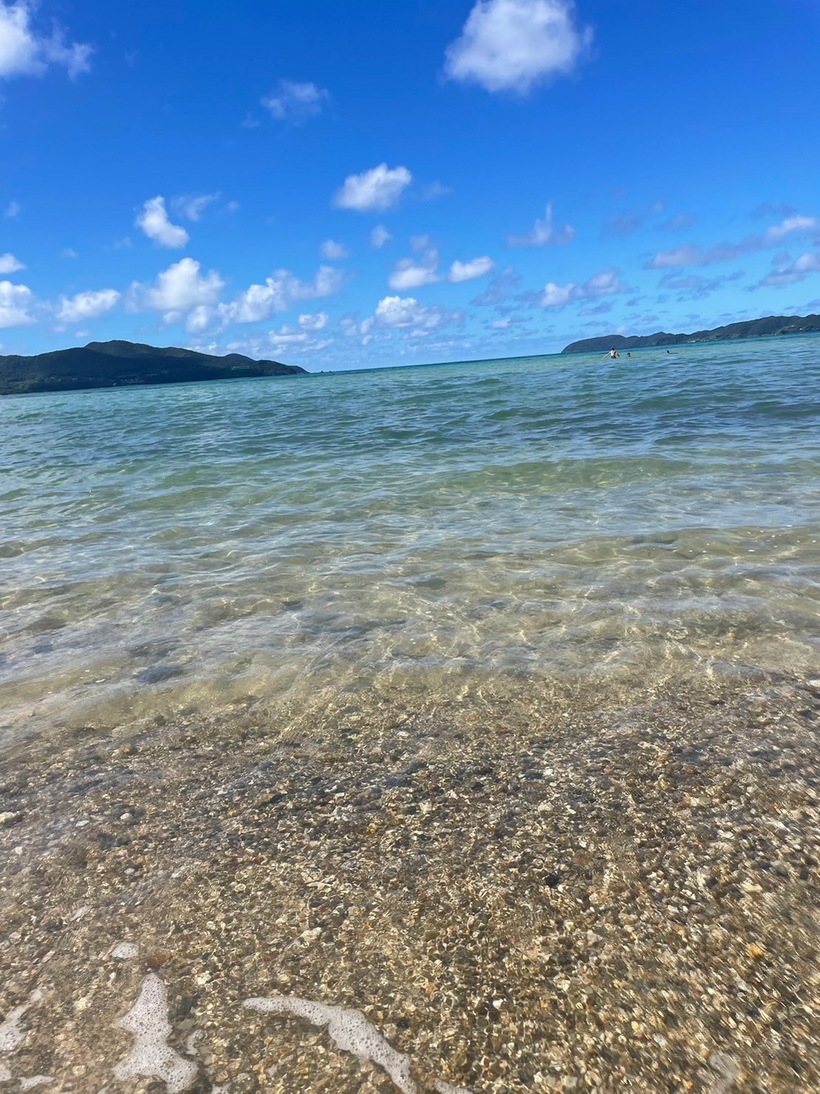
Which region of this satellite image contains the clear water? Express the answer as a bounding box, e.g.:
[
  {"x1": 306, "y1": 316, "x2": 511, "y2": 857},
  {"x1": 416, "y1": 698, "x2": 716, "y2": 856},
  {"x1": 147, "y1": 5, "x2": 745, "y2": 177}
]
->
[{"x1": 2, "y1": 336, "x2": 819, "y2": 744}]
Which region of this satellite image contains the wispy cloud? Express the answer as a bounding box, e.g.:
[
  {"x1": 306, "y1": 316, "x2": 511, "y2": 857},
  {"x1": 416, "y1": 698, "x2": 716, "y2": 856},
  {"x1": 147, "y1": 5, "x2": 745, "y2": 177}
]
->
[
  {"x1": 171, "y1": 193, "x2": 220, "y2": 222},
  {"x1": 604, "y1": 201, "x2": 665, "y2": 237},
  {"x1": 4, "y1": 200, "x2": 21, "y2": 219},
  {"x1": 757, "y1": 251, "x2": 820, "y2": 288},
  {"x1": 751, "y1": 202, "x2": 796, "y2": 221},
  {"x1": 136, "y1": 196, "x2": 190, "y2": 249},
  {"x1": 472, "y1": 266, "x2": 522, "y2": 307},
  {"x1": 444, "y1": 0, "x2": 593, "y2": 95},
  {"x1": 261, "y1": 79, "x2": 329, "y2": 124},
  {"x1": 507, "y1": 201, "x2": 575, "y2": 247},
  {"x1": 645, "y1": 214, "x2": 820, "y2": 269},
  {"x1": 334, "y1": 164, "x2": 413, "y2": 212},
  {"x1": 0, "y1": 0, "x2": 91, "y2": 80},
  {"x1": 370, "y1": 225, "x2": 392, "y2": 249},
  {"x1": 320, "y1": 239, "x2": 349, "y2": 261},
  {"x1": 658, "y1": 212, "x2": 696, "y2": 233},
  {"x1": 418, "y1": 181, "x2": 452, "y2": 202},
  {"x1": 658, "y1": 271, "x2": 742, "y2": 299}
]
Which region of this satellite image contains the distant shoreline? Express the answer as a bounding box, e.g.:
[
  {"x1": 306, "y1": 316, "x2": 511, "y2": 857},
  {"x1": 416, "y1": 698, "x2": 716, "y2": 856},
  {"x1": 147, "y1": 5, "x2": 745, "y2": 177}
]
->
[
  {"x1": 562, "y1": 312, "x2": 820, "y2": 354},
  {"x1": 0, "y1": 339, "x2": 306, "y2": 396}
]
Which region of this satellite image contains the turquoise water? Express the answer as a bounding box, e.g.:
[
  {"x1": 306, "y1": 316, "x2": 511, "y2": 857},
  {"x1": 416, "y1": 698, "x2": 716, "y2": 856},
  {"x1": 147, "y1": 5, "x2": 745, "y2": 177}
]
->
[{"x1": 2, "y1": 336, "x2": 819, "y2": 743}]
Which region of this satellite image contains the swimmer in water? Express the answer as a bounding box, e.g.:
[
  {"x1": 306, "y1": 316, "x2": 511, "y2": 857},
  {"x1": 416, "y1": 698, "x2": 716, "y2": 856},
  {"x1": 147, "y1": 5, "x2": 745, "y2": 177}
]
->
[{"x1": 609, "y1": 348, "x2": 619, "y2": 359}]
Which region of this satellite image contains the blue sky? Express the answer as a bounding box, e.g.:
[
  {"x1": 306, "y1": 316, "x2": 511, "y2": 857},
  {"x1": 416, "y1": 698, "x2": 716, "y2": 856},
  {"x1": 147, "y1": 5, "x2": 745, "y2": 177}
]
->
[{"x1": 1, "y1": 0, "x2": 819, "y2": 370}]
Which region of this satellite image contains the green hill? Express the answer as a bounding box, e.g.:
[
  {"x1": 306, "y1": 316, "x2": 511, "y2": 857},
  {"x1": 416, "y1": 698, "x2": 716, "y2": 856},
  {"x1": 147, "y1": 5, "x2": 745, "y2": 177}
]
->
[
  {"x1": 0, "y1": 340, "x2": 307, "y2": 395},
  {"x1": 561, "y1": 313, "x2": 820, "y2": 354}
]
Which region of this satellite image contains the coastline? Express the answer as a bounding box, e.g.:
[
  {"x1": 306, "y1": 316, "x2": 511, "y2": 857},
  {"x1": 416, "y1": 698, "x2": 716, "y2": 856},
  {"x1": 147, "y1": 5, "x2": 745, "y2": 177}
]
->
[{"x1": 2, "y1": 665, "x2": 819, "y2": 1092}]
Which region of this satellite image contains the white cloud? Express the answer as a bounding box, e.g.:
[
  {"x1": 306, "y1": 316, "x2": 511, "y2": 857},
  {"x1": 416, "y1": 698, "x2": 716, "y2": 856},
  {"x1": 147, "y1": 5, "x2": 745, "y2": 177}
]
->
[
  {"x1": 374, "y1": 295, "x2": 434, "y2": 328},
  {"x1": 0, "y1": 0, "x2": 91, "y2": 79},
  {"x1": 334, "y1": 163, "x2": 412, "y2": 212},
  {"x1": 320, "y1": 239, "x2": 349, "y2": 260},
  {"x1": 444, "y1": 0, "x2": 592, "y2": 95},
  {"x1": 449, "y1": 255, "x2": 494, "y2": 282},
  {"x1": 56, "y1": 288, "x2": 120, "y2": 323},
  {"x1": 136, "y1": 196, "x2": 190, "y2": 248},
  {"x1": 539, "y1": 282, "x2": 574, "y2": 308},
  {"x1": 298, "y1": 311, "x2": 329, "y2": 331},
  {"x1": 537, "y1": 268, "x2": 624, "y2": 308},
  {"x1": 185, "y1": 305, "x2": 213, "y2": 334},
  {"x1": 172, "y1": 192, "x2": 220, "y2": 221},
  {"x1": 220, "y1": 267, "x2": 344, "y2": 326},
  {"x1": 268, "y1": 330, "x2": 309, "y2": 347},
  {"x1": 4, "y1": 200, "x2": 21, "y2": 218},
  {"x1": 508, "y1": 202, "x2": 575, "y2": 247},
  {"x1": 361, "y1": 294, "x2": 463, "y2": 337},
  {"x1": 131, "y1": 261, "x2": 343, "y2": 334},
  {"x1": 0, "y1": 278, "x2": 33, "y2": 326},
  {"x1": 388, "y1": 255, "x2": 439, "y2": 291},
  {"x1": 262, "y1": 79, "x2": 329, "y2": 124},
  {"x1": 388, "y1": 246, "x2": 494, "y2": 290},
  {"x1": 371, "y1": 225, "x2": 392, "y2": 248},
  {"x1": 130, "y1": 257, "x2": 224, "y2": 314},
  {"x1": 0, "y1": 251, "x2": 24, "y2": 273}
]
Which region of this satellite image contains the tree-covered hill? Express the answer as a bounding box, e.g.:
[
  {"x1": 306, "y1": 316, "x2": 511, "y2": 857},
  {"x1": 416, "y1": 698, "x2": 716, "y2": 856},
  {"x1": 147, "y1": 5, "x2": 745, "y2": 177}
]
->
[
  {"x1": 562, "y1": 313, "x2": 820, "y2": 354},
  {"x1": 0, "y1": 340, "x2": 307, "y2": 395}
]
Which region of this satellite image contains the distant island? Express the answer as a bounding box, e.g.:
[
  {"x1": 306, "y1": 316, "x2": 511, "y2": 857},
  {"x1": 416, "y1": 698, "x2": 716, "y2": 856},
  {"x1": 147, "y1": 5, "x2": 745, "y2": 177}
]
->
[
  {"x1": 0, "y1": 340, "x2": 307, "y2": 396},
  {"x1": 562, "y1": 313, "x2": 820, "y2": 354}
]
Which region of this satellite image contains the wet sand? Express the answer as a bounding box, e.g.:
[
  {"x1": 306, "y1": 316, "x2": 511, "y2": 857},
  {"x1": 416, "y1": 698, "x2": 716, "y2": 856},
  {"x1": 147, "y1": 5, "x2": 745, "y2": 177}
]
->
[{"x1": 1, "y1": 666, "x2": 819, "y2": 1092}]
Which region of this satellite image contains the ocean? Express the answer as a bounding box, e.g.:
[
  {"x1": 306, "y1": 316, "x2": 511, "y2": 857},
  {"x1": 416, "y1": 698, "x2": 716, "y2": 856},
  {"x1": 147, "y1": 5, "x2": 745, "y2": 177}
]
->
[{"x1": 1, "y1": 336, "x2": 819, "y2": 1091}]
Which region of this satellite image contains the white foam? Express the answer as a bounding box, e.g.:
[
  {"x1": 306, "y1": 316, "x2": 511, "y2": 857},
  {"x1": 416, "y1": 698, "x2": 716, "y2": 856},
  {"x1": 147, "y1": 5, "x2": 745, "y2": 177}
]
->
[
  {"x1": 244, "y1": 995, "x2": 418, "y2": 1094},
  {"x1": 114, "y1": 974, "x2": 198, "y2": 1093}
]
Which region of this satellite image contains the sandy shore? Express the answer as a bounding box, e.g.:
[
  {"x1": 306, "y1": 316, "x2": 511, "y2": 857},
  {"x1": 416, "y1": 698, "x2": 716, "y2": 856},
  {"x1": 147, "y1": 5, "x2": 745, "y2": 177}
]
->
[{"x1": 1, "y1": 666, "x2": 819, "y2": 1092}]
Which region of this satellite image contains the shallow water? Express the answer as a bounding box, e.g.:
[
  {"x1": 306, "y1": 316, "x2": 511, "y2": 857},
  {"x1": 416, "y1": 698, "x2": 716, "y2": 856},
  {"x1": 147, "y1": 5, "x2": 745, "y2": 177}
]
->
[{"x1": 2, "y1": 337, "x2": 819, "y2": 744}]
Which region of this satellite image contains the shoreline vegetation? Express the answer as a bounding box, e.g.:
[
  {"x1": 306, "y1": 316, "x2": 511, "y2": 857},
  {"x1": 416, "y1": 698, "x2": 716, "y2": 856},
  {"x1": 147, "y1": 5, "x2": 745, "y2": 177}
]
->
[
  {"x1": 0, "y1": 339, "x2": 305, "y2": 396},
  {"x1": 562, "y1": 312, "x2": 820, "y2": 354}
]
